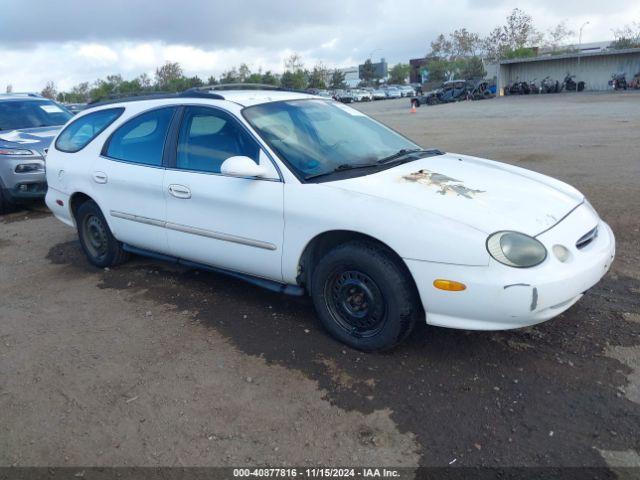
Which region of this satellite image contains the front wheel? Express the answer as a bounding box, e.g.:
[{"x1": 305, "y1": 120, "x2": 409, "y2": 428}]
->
[
  {"x1": 0, "y1": 188, "x2": 16, "y2": 215},
  {"x1": 76, "y1": 200, "x2": 129, "y2": 268},
  {"x1": 310, "y1": 241, "x2": 421, "y2": 351},
  {"x1": 411, "y1": 99, "x2": 420, "y2": 108}
]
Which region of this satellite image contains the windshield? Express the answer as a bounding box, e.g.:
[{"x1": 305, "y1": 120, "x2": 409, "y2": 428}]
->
[
  {"x1": 243, "y1": 99, "x2": 419, "y2": 179},
  {"x1": 0, "y1": 99, "x2": 72, "y2": 131}
]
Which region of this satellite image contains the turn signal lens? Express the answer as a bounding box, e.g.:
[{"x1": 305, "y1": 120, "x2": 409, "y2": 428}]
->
[{"x1": 433, "y1": 279, "x2": 466, "y2": 291}]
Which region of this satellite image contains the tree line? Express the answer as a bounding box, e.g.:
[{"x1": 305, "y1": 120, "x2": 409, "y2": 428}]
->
[{"x1": 31, "y1": 9, "x2": 640, "y2": 102}]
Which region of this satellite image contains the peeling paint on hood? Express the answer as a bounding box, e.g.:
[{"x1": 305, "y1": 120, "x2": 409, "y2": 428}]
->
[
  {"x1": 403, "y1": 169, "x2": 485, "y2": 199},
  {"x1": 327, "y1": 153, "x2": 585, "y2": 236}
]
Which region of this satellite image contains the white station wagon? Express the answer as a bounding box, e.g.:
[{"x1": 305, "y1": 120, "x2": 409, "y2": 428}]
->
[{"x1": 45, "y1": 87, "x2": 615, "y2": 351}]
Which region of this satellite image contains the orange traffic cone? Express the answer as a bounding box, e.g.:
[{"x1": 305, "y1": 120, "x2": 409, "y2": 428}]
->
[{"x1": 410, "y1": 104, "x2": 417, "y2": 114}]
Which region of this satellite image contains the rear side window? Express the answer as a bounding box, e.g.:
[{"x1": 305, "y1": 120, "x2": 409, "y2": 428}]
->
[
  {"x1": 55, "y1": 108, "x2": 124, "y2": 153},
  {"x1": 104, "y1": 107, "x2": 175, "y2": 167}
]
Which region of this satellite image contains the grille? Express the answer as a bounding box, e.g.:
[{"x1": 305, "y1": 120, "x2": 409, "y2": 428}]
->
[{"x1": 576, "y1": 226, "x2": 598, "y2": 250}]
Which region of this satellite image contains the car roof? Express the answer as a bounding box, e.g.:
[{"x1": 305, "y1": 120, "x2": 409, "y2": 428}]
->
[
  {"x1": 88, "y1": 89, "x2": 318, "y2": 110},
  {"x1": 219, "y1": 90, "x2": 316, "y2": 106},
  {"x1": 0, "y1": 93, "x2": 48, "y2": 102}
]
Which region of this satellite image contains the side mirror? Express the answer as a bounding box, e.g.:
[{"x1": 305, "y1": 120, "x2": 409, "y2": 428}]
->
[{"x1": 220, "y1": 156, "x2": 268, "y2": 178}]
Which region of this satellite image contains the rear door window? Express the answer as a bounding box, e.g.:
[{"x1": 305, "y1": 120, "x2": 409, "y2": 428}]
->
[
  {"x1": 104, "y1": 107, "x2": 176, "y2": 166},
  {"x1": 55, "y1": 108, "x2": 124, "y2": 153}
]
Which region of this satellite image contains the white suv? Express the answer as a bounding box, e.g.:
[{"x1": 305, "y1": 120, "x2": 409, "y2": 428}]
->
[{"x1": 45, "y1": 87, "x2": 615, "y2": 351}]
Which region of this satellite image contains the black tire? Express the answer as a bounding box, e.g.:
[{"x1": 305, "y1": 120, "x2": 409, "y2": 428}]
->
[
  {"x1": 310, "y1": 241, "x2": 421, "y2": 351},
  {"x1": 0, "y1": 188, "x2": 15, "y2": 215},
  {"x1": 75, "y1": 200, "x2": 129, "y2": 268},
  {"x1": 411, "y1": 99, "x2": 420, "y2": 108}
]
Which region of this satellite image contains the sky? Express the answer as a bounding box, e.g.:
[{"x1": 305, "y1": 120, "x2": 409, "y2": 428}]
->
[{"x1": 1, "y1": 0, "x2": 638, "y2": 92}]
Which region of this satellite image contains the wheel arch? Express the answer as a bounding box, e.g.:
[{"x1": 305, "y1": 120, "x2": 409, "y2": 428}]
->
[{"x1": 296, "y1": 229, "x2": 420, "y2": 298}]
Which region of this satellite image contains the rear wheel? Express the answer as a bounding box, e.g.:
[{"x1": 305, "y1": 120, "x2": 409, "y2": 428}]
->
[
  {"x1": 310, "y1": 241, "x2": 421, "y2": 351},
  {"x1": 75, "y1": 200, "x2": 129, "y2": 268}
]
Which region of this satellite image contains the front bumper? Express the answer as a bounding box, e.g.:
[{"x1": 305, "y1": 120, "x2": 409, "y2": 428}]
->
[
  {"x1": 0, "y1": 156, "x2": 46, "y2": 201},
  {"x1": 405, "y1": 204, "x2": 615, "y2": 330}
]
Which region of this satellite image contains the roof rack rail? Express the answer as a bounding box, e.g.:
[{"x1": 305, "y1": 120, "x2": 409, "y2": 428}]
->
[
  {"x1": 88, "y1": 90, "x2": 225, "y2": 107},
  {"x1": 0, "y1": 92, "x2": 42, "y2": 98},
  {"x1": 185, "y1": 83, "x2": 309, "y2": 95},
  {"x1": 186, "y1": 83, "x2": 285, "y2": 92}
]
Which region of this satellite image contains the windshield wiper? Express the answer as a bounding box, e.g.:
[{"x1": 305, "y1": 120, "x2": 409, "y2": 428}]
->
[
  {"x1": 376, "y1": 148, "x2": 437, "y2": 165},
  {"x1": 304, "y1": 162, "x2": 379, "y2": 180}
]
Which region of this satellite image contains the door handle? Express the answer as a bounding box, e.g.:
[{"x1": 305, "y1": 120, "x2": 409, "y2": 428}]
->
[
  {"x1": 92, "y1": 171, "x2": 108, "y2": 184},
  {"x1": 168, "y1": 184, "x2": 191, "y2": 199}
]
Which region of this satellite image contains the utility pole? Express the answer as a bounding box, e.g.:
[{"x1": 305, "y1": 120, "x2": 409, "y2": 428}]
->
[{"x1": 578, "y1": 21, "x2": 590, "y2": 66}]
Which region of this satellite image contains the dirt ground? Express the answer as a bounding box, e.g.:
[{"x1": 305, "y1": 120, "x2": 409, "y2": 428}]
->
[{"x1": 1, "y1": 93, "x2": 639, "y2": 471}]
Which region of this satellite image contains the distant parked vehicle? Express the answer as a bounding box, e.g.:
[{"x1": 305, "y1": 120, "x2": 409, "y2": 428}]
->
[
  {"x1": 384, "y1": 87, "x2": 402, "y2": 99},
  {"x1": 411, "y1": 80, "x2": 476, "y2": 107},
  {"x1": 335, "y1": 90, "x2": 354, "y2": 103},
  {"x1": 561, "y1": 74, "x2": 585, "y2": 92},
  {"x1": 0, "y1": 93, "x2": 72, "y2": 213},
  {"x1": 351, "y1": 89, "x2": 372, "y2": 102},
  {"x1": 398, "y1": 85, "x2": 416, "y2": 97},
  {"x1": 528, "y1": 79, "x2": 540, "y2": 94},
  {"x1": 609, "y1": 73, "x2": 627, "y2": 90},
  {"x1": 630, "y1": 72, "x2": 640, "y2": 90},
  {"x1": 65, "y1": 103, "x2": 88, "y2": 114},
  {"x1": 540, "y1": 76, "x2": 560, "y2": 94},
  {"x1": 371, "y1": 89, "x2": 387, "y2": 100}
]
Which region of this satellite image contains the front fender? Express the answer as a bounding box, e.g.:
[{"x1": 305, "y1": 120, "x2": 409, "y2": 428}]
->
[{"x1": 282, "y1": 183, "x2": 489, "y2": 284}]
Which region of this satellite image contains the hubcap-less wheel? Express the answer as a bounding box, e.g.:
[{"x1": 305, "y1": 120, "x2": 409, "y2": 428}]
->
[
  {"x1": 82, "y1": 214, "x2": 109, "y2": 261},
  {"x1": 325, "y1": 270, "x2": 387, "y2": 338}
]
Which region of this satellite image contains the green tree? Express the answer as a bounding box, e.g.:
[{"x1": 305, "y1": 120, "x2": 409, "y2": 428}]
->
[
  {"x1": 280, "y1": 70, "x2": 306, "y2": 90},
  {"x1": 483, "y1": 8, "x2": 542, "y2": 62},
  {"x1": 41, "y1": 81, "x2": 57, "y2": 99},
  {"x1": 220, "y1": 68, "x2": 240, "y2": 84},
  {"x1": 388, "y1": 63, "x2": 410, "y2": 84},
  {"x1": 154, "y1": 62, "x2": 183, "y2": 90},
  {"x1": 281, "y1": 53, "x2": 306, "y2": 89},
  {"x1": 308, "y1": 64, "x2": 328, "y2": 89},
  {"x1": 261, "y1": 71, "x2": 278, "y2": 85},
  {"x1": 611, "y1": 22, "x2": 640, "y2": 49},
  {"x1": 459, "y1": 57, "x2": 486, "y2": 80},
  {"x1": 360, "y1": 59, "x2": 377, "y2": 84},
  {"x1": 206, "y1": 75, "x2": 219, "y2": 86},
  {"x1": 545, "y1": 21, "x2": 574, "y2": 51},
  {"x1": 329, "y1": 69, "x2": 346, "y2": 89}
]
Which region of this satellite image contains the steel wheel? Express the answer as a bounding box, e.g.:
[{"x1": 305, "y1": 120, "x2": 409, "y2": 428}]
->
[
  {"x1": 324, "y1": 269, "x2": 387, "y2": 338},
  {"x1": 82, "y1": 214, "x2": 109, "y2": 261}
]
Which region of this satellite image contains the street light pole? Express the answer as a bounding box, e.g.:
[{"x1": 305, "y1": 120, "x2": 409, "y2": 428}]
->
[{"x1": 578, "y1": 21, "x2": 590, "y2": 66}]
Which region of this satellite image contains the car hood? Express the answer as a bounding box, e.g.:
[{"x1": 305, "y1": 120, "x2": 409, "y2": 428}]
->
[
  {"x1": 0, "y1": 126, "x2": 61, "y2": 156},
  {"x1": 326, "y1": 153, "x2": 584, "y2": 236}
]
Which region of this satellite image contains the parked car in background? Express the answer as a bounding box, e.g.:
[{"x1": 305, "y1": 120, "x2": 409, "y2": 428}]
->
[
  {"x1": 0, "y1": 93, "x2": 72, "y2": 213},
  {"x1": 351, "y1": 89, "x2": 372, "y2": 102},
  {"x1": 371, "y1": 88, "x2": 387, "y2": 100},
  {"x1": 398, "y1": 85, "x2": 416, "y2": 97},
  {"x1": 384, "y1": 87, "x2": 402, "y2": 99},
  {"x1": 334, "y1": 90, "x2": 354, "y2": 103},
  {"x1": 45, "y1": 86, "x2": 615, "y2": 351},
  {"x1": 65, "y1": 103, "x2": 88, "y2": 115}
]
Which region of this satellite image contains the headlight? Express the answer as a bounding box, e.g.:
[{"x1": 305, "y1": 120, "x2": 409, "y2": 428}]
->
[
  {"x1": 486, "y1": 231, "x2": 547, "y2": 268},
  {"x1": 0, "y1": 148, "x2": 35, "y2": 156}
]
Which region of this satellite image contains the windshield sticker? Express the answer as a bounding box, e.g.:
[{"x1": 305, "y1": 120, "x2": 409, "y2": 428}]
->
[
  {"x1": 40, "y1": 105, "x2": 64, "y2": 114},
  {"x1": 403, "y1": 169, "x2": 485, "y2": 199},
  {"x1": 332, "y1": 102, "x2": 366, "y2": 116}
]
